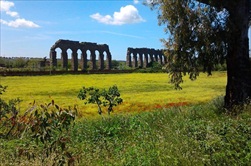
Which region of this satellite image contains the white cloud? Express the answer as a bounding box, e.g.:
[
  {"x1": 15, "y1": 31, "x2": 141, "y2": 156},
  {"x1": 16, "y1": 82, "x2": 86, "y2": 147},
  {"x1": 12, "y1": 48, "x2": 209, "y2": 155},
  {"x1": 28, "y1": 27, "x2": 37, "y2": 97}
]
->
[
  {"x1": 90, "y1": 13, "x2": 113, "y2": 25},
  {"x1": 6, "y1": 11, "x2": 19, "y2": 17},
  {"x1": 0, "y1": 0, "x2": 39, "y2": 28},
  {"x1": 0, "y1": 19, "x2": 8, "y2": 24},
  {"x1": 1, "y1": 18, "x2": 40, "y2": 28},
  {"x1": 90, "y1": 5, "x2": 145, "y2": 25},
  {"x1": 134, "y1": 0, "x2": 139, "y2": 4},
  {"x1": 0, "y1": 0, "x2": 14, "y2": 11},
  {"x1": 0, "y1": 0, "x2": 19, "y2": 17}
]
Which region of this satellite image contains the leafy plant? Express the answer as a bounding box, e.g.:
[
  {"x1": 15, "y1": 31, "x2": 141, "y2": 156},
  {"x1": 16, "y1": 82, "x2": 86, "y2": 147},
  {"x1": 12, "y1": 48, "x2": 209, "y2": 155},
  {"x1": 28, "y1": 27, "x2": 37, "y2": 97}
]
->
[
  {"x1": 0, "y1": 85, "x2": 78, "y2": 165},
  {"x1": 26, "y1": 100, "x2": 78, "y2": 165},
  {"x1": 0, "y1": 85, "x2": 22, "y2": 139},
  {"x1": 78, "y1": 85, "x2": 123, "y2": 115},
  {"x1": 102, "y1": 86, "x2": 123, "y2": 115}
]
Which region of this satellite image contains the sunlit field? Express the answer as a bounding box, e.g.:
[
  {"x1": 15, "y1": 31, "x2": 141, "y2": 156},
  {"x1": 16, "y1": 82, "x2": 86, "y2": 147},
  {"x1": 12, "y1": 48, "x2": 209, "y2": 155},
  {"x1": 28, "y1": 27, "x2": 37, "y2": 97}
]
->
[{"x1": 0, "y1": 72, "x2": 226, "y2": 117}]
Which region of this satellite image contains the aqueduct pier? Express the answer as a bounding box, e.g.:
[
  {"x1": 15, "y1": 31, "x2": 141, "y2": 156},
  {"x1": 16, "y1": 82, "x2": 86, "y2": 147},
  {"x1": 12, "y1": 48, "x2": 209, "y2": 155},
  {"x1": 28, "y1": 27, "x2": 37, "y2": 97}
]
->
[
  {"x1": 50, "y1": 39, "x2": 112, "y2": 71},
  {"x1": 126, "y1": 47, "x2": 167, "y2": 68}
]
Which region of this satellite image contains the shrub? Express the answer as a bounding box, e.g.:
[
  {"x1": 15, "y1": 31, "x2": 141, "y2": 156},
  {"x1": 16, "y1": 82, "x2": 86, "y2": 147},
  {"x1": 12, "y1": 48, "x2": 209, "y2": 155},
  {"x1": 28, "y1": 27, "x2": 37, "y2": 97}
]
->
[
  {"x1": 0, "y1": 85, "x2": 78, "y2": 165},
  {"x1": 78, "y1": 85, "x2": 123, "y2": 115},
  {"x1": 0, "y1": 85, "x2": 22, "y2": 139},
  {"x1": 25, "y1": 100, "x2": 78, "y2": 165}
]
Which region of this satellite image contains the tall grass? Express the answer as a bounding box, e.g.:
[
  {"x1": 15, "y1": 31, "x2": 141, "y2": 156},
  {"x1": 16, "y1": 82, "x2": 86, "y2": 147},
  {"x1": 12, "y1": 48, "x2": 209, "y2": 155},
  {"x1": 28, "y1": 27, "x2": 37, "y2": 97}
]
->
[
  {"x1": 1, "y1": 98, "x2": 250, "y2": 165},
  {"x1": 0, "y1": 72, "x2": 226, "y2": 117}
]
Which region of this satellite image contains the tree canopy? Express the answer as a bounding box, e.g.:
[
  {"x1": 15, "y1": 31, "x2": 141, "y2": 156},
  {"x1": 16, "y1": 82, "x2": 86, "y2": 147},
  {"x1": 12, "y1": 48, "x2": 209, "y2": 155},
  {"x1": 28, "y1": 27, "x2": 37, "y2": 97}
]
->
[{"x1": 147, "y1": 0, "x2": 251, "y2": 110}]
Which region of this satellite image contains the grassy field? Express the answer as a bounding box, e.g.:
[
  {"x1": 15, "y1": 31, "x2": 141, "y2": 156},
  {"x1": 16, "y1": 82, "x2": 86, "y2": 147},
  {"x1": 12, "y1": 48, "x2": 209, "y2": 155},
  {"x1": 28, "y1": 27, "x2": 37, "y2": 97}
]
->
[
  {"x1": 1, "y1": 72, "x2": 251, "y2": 165},
  {"x1": 1, "y1": 99, "x2": 251, "y2": 165},
  {"x1": 0, "y1": 72, "x2": 226, "y2": 117}
]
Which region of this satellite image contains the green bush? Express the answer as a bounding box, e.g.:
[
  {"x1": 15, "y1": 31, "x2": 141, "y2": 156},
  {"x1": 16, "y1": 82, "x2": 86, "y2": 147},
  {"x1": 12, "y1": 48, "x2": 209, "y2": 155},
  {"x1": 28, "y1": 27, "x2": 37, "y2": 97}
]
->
[
  {"x1": 0, "y1": 85, "x2": 78, "y2": 165},
  {"x1": 78, "y1": 85, "x2": 123, "y2": 115}
]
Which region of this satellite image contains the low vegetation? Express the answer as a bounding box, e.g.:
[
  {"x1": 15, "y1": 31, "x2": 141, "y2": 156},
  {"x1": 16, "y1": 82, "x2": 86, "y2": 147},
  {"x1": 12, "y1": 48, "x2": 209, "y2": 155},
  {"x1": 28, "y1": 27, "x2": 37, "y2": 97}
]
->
[
  {"x1": 1, "y1": 94, "x2": 250, "y2": 165},
  {"x1": 78, "y1": 85, "x2": 123, "y2": 115},
  {"x1": 0, "y1": 72, "x2": 226, "y2": 117},
  {"x1": 1, "y1": 72, "x2": 250, "y2": 165}
]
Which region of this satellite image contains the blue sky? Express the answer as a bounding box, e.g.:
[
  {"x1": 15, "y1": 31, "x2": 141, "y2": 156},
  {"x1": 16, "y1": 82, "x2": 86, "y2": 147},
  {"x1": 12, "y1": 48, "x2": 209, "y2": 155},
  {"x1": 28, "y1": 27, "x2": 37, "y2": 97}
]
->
[
  {"x1": 0, "y1": 0, "x2": 166, "y2": 60},
  {"x1": 1, "y1": 0, "x2": 251, "y2": 60}
]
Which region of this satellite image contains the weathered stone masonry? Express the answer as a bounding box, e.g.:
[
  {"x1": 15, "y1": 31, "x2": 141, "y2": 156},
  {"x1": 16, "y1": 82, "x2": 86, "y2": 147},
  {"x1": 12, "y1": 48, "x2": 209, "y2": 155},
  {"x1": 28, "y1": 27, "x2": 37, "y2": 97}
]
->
[
  {"x1": 50, "y1": 39, "x2": 112, "y2": 71},
  {"x1": 126, "y1": 47, "x2": 167, "y2": 68}
]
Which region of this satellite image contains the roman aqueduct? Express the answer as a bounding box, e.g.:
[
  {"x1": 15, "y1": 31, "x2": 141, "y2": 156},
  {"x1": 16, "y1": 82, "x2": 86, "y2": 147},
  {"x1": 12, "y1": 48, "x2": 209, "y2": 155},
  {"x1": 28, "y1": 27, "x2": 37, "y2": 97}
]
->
[
  {"x1": 126, "y1": 47, "x2": 167, "y2": 68},
  {"x1": 50, "y1": 39, "x2": 112, "y2": 71},
  {"x1": 50, "y1": 39, "x2": 167, "y2": 71}
]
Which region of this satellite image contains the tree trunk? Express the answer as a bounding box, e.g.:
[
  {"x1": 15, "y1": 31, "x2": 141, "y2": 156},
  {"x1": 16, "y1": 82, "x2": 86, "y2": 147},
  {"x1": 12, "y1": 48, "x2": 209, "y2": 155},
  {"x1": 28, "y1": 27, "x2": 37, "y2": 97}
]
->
[{"x1": 224, "y1": 0, "x2": 251, "y2": 109}]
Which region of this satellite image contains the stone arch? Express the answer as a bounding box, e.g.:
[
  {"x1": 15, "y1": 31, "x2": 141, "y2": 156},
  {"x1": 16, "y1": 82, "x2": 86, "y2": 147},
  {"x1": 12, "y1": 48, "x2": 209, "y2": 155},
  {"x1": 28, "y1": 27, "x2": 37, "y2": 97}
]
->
[
  {"x1": 138, "y1": 49, "x2": 143, "y2": 68},
  {"x1": 132, "y1": 52, "x2": 138, "y2": 68},
  {"x1": 70, "y1": 48, "x2": 79, "y2": 71},
  {"x1": 126, "y1": 47, "x2": 166, "y2": 68},
  {"x1": 50, "y1": 39, "x2": 112, "y2": 71},
  {"x1": 143, "y1": 52, "x2": 149, "y2": 68},
  {"x1": 66, "y1": 48, "x2": 73, "y2": 70},
  {"x1": 60, "y1": 48, "x2": 68, "y2": 70},
  {"x1": 103, "y1": 51, "x2": 107, "y2": 69},
  {"x1": 105, "y1": 49, "x2": 112, "y2": 70},
  {"x1": 80, "y1": 49, "x2": 88, "y2": 70},
  {"x1": 85, "y1": 49, "x2": 91, "y2": 69},
  {"x1": 96, "y1": 50, "x2": 102, "y2": 70},
  {"x1": 90, "y1": 49, "x2": 96, "y2": 70},
  {"x1": 100, "y1": 50, "x2": 106, "y2": 70},
  {"x1": 157, "y1": 50, "x2": 164, "y2": 65},
  {"x1": 77, "y1": 49, "x2": 82, "y2": 70},
  {"x1": 50, "y1": 47, "x2": 62, "y2": 69}
]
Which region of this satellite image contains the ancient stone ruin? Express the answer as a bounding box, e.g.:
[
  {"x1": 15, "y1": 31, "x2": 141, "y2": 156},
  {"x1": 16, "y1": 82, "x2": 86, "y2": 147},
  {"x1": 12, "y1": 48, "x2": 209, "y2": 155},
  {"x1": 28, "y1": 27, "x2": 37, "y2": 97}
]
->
[
  {"x1": 126, "y1": 47, "x2": 167, "y2": 68},
  {"x1": 50, "y1": 39, "x2": 112, "y2": 71}
]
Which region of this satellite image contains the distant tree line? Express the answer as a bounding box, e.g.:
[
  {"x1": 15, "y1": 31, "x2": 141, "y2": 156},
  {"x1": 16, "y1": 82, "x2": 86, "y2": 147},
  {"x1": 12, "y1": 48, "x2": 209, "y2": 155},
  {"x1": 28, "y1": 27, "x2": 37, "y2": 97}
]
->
[
  {"x1": 0, "y1": 57, "x2": 48, "y2": 70},
  {"x1": 0, "y1": 57, "x2": 126, "y2": 71},
  {"x1": 0, "y1": 56, "x2": 249, "y2": 72}
]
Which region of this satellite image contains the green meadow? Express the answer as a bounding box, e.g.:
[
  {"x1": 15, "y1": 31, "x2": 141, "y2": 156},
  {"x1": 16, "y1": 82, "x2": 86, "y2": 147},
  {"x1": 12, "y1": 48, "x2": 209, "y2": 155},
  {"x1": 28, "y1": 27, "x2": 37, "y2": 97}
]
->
[
  {"x1": 0, "y1": 72, "x2": 226, "y2": 116},
  {"x1": 1, "y1": 72, "x2": 251, "y2": 165}
]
